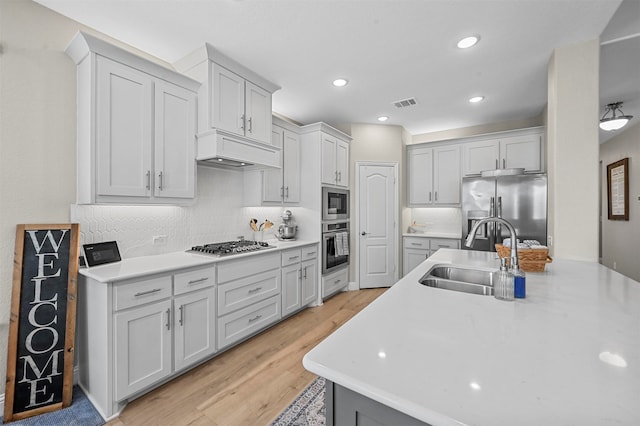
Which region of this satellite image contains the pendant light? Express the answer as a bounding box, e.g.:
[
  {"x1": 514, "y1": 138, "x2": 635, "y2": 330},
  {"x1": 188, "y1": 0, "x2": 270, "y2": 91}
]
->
[{"x1": 600, "y1": 102, "x2": 633, "y2": 131}]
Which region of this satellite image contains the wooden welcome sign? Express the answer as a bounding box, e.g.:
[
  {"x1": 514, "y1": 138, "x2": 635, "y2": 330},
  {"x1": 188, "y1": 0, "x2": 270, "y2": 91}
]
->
[{"x1": 4, "y1": 224, "x2": 80, "y2": 422}]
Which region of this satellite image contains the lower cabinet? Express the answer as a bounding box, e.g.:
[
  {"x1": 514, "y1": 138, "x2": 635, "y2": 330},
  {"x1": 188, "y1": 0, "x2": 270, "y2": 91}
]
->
[
  {"x1": 282, "y1": 244, "x2": 319, "y2": 317},
  {"x1": 403, "y1": 237, "x2": 460, "y2": 276},
  {"x1": 322, "y1": 267, "x2": 349, "y2": 299}
]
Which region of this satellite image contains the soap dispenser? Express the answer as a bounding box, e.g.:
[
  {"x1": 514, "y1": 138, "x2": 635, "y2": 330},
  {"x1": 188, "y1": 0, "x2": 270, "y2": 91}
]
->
[{"x1": 494, "y1": 257, "x2": 514, "y2": 301}]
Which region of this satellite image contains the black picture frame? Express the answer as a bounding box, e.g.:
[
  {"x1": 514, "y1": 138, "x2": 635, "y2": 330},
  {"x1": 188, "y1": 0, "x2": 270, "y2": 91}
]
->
[{"x1": 607, "y1": 158, "x2": 629, "y2": 221}]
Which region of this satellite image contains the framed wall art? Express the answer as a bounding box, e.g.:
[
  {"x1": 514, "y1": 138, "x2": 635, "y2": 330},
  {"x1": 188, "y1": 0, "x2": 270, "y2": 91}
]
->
[{"x1": 606, "y1": 158, "x2": 629, "y2": 221}]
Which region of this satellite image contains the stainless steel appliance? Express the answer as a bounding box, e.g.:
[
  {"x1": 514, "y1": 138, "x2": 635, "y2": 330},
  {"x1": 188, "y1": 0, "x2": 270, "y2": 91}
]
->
[
  {"x1": 322, "y1": 187, "x2": 349, "y2": 221},
  {"x1": 189, "y1": 240, "x2": 274, "y2": 256},
  {"x1": 322, "y1": 221, "x2": 350, "y2": 274},
  {"x1": 276, "y1": 209, "x2": 297, "y2": 240},
  {"x1": 461, "y1": 173, "x2": 547, "y2": 251}
]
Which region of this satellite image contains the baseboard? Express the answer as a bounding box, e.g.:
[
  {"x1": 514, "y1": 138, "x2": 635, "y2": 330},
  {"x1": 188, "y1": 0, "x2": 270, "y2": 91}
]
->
[
  {"x1": 348, "y1": 281, "x2": 358, "y2": 291},
  {"x1": 0, "y1": 366, "x2": 80, "y2": 415}
]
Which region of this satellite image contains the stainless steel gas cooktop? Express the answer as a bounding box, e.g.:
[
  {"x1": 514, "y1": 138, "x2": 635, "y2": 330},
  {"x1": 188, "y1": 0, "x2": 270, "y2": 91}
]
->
[{"x1": 188, "y1": 240, "x2": 274, "y2": 256}]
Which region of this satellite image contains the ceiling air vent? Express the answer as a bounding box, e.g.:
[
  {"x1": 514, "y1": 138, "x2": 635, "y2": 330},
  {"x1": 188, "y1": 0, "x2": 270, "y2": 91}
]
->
[{"x1": 392, "y1": 97, "x2": 418, "y2": 109}]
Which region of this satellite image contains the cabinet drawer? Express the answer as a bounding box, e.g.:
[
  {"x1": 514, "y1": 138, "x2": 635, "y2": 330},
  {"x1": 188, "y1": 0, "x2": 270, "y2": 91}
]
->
[
  {"x1": 429, "y1": 239, "x2": 460, "y2": 250},
  {"x1": 174, "y1": 266, "x2": 215, "y2": 296},
  {"x1": 403, "y1": 237, "x2": 429, "y2": 250},
  {"x1": 301, "y1": 245, "x2": 319, "y2": 261},
  {"x1": 217, "y1": 269, "x2": 280, "y2": 316},
  {"x1": 217, "y1": 295, "x2": 281, "y2": 350},
  {"x1": 114, "y1": 276, "x2": 172, "y2": 311},
  {"x1": 217, "y1": 252, "x2": 280, "y2": 284},
  {"x1": 281, "y1": 248, "x2": 302, "y2": 267},
  {"x1": 322, "y1": 268, "x2": 348, "y2": 298}
]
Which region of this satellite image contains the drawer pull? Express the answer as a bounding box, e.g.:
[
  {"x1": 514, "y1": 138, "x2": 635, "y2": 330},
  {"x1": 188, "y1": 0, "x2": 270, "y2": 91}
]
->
[
  {"x1": 179, "y1": 305, "x2": 184, "y2": 326},
  {"x1": 166, "y1": 308, "x2": 171, "y2": 330},
  {"x1": 410, "y1": 243, "x2": 423, "y2": 246},
  {"x1": 188, "y1": 277, "x2": 209, "y2": 285},
  {"x1": 248, "y1": 287, "x2": 262, "y2": 294},
  {"x1": 335, "y1": 279, "x2": 341, "y2": 284},
  {"x1": 134, "y1": 288, "x2": 162, "y2": 297},
  {"x1": 306, "y1": 251, "x2": 316, "y2": 256},
  {"x1": 288, "y1": 255, "x2": 300, "y2": 261},
  {"x1": 437, "y1": 245, "x2": 448, "y2": 248},
  {"x1": 248, "y1": 314, "x2": 262, "y2": 323}
]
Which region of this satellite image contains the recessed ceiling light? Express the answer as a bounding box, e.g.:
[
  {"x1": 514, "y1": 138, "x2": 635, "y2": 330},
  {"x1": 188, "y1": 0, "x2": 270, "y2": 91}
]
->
[
  {"x1": 469, "y1": 96, "x2": 484, "y2": 103},
  {"x1": 332, "y1": 78, "x2": 348, "y2": 87},
  {"x1": 457, "y1": 36, "x2": 479, "y2": 49},
  {"x1": 377, "y1": 116, "x2": 389, "y2": 122}
]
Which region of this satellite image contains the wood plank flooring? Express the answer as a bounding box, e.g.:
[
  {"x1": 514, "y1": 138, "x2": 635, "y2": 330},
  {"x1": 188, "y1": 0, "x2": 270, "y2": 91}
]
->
[{"x1": 106, "y1": 288, "x2": 386, "y2": 426}]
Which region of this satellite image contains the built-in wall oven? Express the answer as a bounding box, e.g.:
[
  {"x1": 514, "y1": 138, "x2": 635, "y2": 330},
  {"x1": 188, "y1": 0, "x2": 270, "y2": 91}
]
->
[
  {"x1": 322, "y1": 187, "x2": 349, "y2": 221},
  {"x1": 322, "y1": 221, "x2": 350, "y2": 274}
]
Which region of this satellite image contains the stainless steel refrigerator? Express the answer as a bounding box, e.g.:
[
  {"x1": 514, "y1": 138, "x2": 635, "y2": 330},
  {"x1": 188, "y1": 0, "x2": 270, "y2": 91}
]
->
[{"x1": 461, "y1": 174, "x2": 547, "y2": 251}]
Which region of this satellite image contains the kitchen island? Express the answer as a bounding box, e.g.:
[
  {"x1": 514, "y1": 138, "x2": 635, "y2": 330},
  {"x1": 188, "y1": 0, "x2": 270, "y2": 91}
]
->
[{"x1": 303, "y1": 249, "x2": 640, "y2": 425}]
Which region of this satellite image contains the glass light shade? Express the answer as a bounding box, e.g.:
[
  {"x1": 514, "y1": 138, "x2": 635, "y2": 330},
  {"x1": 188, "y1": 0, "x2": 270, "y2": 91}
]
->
[{"x1": 599, "y1": 116, "x2": 631, "y2": 131}]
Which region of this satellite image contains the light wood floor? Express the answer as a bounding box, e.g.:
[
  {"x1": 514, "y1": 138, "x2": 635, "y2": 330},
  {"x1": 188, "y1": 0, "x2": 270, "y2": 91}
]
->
[{"x1": 106, "y1": 288, "x2": 386, "y2": 426}]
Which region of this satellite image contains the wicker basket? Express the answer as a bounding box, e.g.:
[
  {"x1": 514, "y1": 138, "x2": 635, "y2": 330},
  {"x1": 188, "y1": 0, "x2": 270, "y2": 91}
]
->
[{"x1": 495, "y1": 244, "x2": 552, "y2": 272}]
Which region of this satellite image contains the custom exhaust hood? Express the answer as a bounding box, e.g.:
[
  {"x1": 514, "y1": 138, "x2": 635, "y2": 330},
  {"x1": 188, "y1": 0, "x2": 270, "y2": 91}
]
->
[{"x1": 196, "y1": 128, "x2": 281, "y2": 169}]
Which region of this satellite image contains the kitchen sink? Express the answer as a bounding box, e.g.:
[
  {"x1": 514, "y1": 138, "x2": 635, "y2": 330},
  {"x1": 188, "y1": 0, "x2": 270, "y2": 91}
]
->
[{"x1": 419, "y1": 265, "x2": 496, "y2": 296}]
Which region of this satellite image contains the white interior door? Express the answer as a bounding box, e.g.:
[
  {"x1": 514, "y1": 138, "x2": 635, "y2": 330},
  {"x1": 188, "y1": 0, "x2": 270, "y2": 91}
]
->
[{"x1": 358, "y1": 163, "x2": 398, "y2": 288}]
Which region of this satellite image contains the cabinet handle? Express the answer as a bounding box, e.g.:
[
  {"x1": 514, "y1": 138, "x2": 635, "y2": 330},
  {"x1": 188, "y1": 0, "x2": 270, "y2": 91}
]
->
[
  {"x1": 134, "y1": 288, "x2": 162, "y2": 297},
  {"x1": 158, "y1": 171, "x2": 163, "y2": 191},
  {"x1": 188, "y1": 277, "x2": 208, "y2": 285},
  {"x1": 248, "y1": 117, "x2": 253, "y2": 133},
  {"x1": 166, "y1": 308, "x2": 171, "y2": 330},
  {"x1": 298, "y1": 268, "x2": 302, "y2": 280},
  {"x1": 285, "y1": 186, "x2": 289, "y2": 198},
  {"x1": 289, "y1": 255, "x2": 299, "y2": 261},
  {"x1": 280, "y1": 186, "x2": 284, "y2": 198},
  {"x1": 338, "y1": 171, "x2": 342, "y2": 182},
  {"x1": 306, "y1": 251, "x2": 316, "y2": 257},
  {"x1": 240, "y1": 114, "x2": 245, "y2": 131},
  {"x1": 429, "y1": 192, "x2": 432, "y2": 201},
  {"x1": 410, "y1": 242, "x2": 422, "y2": 246},
  {"x1": 248, "y1": 314, "x2": 262, "y2": 323},
  {"x1": 248, "y1": 286, "x2": 262, "y2": 294},
  {"x1": 303, "y1": 266, "x2": 307, "y2": 279},
  {"x1": 146, "y1": 170, "x2": 151, "y2": 190},
  {"x1": 435, "y1": 191, "x2": 438, "y2": 201},
  {"x1": 495, "y1": 159, "x2": 499, "y2": 169},
  {"x1": 335, "y1": 279, "x2": 341, "y2": 284},
  {"x1": 335, "y1": 170, "x2": 338, "y2": 182},
  {"x1": 502, "y1": 158, "x2": 506, "y2": 169},
  {"x1": 179, "y1": 305, "x2": 184, "y2": 326}
]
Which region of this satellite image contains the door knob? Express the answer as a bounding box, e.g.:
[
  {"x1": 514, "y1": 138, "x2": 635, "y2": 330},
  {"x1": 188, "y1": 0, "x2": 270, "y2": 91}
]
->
[{"x1": 361, "y1": 231, "x2": 368, "y2": 236}]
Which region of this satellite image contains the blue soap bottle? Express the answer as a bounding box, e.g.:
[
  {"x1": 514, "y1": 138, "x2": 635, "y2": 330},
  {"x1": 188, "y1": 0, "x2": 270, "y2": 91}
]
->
[{"x1": 513, "y1": 267, "x2": 526, "y2": 298}]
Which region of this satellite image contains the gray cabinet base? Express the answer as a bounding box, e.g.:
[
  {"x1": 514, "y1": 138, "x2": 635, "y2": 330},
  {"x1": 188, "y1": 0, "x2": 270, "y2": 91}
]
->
[{"x1": 326, "y1": 380, "x2": 430, "y2": 426}]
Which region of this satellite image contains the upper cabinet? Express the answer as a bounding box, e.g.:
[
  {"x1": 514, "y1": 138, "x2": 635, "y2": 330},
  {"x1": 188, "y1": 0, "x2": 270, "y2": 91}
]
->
[
  {"x1": 174, "y1": 44, "x2": 281, "y2": 168},
  {"x1": 461, "y1": 128, "x2": 544, "y2": 176},
  {"x1": 66, "y1": 32, "x2": 199, "y2": 204},
  {"x1": 407, "y1": 144, "x2": 461, "y2": 206},
  {"x1": 321, "y1": 134, "x2": 349, "y2": 188}
]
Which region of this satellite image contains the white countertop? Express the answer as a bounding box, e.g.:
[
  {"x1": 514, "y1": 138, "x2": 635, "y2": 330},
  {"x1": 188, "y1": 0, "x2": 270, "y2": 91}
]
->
[
  {"x1": 403, "y1": 232, "x2": 461, "y2": 239},
  {"x1": 303, "y1": 249, "x2": 640, "y2": 425},
  {"x1": 79, "y1": 240, "x2": 319, "y2": 283}
]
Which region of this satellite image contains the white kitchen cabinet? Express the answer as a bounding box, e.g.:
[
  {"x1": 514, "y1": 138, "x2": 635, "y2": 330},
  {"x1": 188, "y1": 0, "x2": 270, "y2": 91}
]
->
[
  {"x1": 321, "y1": 134, "x2": 350, "y2": 187},
  {"x1": 407, "y1": 144, "x2": 460, "y2": 206},
  {"x1": 461, "y1": 129, "x2": 544, "y2": 176},
  {"x1": 211, "y1": 64, "x2": 272, "y2": 144},
  {"x1": 67, "y1": 32, "x2": 198, "y2": 205},
  {"x1": 322, "y1": 266, "x2": 349, "y2": 299},
  {"x1": 78, "y1": 264, "x2": 215, "y2": 418},
  {"x1": 281, "y1": 245, "x2": 318, "y2": 317},
  {"x1": 261, "y1": 121, "x2": 301, "y2": 204},
  {"x1": 282, "y1": 262, "x2": 302, "y2": 317},
  {"x1": 301, "y1": 245, "x2": 319, "y2": 306},
  {"x1": 402, "y1": 237, "x2": 460, "y2": 276}
]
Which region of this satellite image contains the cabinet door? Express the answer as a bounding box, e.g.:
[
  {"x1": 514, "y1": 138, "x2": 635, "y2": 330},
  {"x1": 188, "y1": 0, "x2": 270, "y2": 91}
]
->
[
  {"x1": 262, "y1": 126, "x2": 284, "y2": 202},
  {"x1": 283, "y1": 130, "x2": 301, "y2": 203},
  {"x1": 501, "y1": 134, "x2": 542, "y2": 172},
  {"x1": 335, "y1": 139, "x2": 349, "y2": 187},
  {"x1": 211, "y1": 64, "x2": 245, "y2": 136},
  {"x1": 433, "y1": 145, "x2": 460, "y2": 205},
  {"x1": 321, "y1": 134, "x2": 337, "y2": 185},
  {"x1": 407, "y1": 147, "x2": 433, "y2": 205},
  {"x1": 114, "y1": 299, "x2": 172, "y2": 400},
  {"x1": 174, "y1": 287, "x2": 216, "y2": 372},
  {"x1": 245, "y1": 81, "x2": 272, "y2": 144},
  {"x1": 462, "y1": 139, "x2": 500, "y2": 176},
  {"x1": 301, "y1": 259, "x2": 318, "y2": 305},
  {"x1": 96, "y1": 57, "x2": 153, "y2": 197},
  {"x1": 403, "y1": 248, "x2": 429, "y2": 276},
  {"x1": 154, "y1": 80, "x2": 196, "y2": 199},
  {"x1": 282, "y1": 263, "x2": 301, "y2": 317}
]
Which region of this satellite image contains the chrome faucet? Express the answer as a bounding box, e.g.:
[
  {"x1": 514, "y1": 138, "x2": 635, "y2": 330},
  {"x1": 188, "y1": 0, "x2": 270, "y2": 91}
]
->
[{"x1": 465, "y1": 216, "x2": 519, "y2": 270}]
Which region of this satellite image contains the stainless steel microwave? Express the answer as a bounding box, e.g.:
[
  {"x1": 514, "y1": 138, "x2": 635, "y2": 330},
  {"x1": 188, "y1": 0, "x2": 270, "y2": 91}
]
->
[{"x1": 322, "y1": 187, "x2": 349, "y2": 221}]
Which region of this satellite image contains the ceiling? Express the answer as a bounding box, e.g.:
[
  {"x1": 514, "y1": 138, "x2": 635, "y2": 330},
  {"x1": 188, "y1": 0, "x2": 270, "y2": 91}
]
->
[{"x1": 34, "y1": 0, "x2": 638, "y2": 139}]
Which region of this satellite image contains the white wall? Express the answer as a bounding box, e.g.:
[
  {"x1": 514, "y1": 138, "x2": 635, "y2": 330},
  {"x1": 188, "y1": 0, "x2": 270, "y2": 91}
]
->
[
  {"x1": 547, "y1": 39, "x2": 600, "y2": 261},
  {"x1": 600, "y1": 121, "x2": 640, "y2": 281}
]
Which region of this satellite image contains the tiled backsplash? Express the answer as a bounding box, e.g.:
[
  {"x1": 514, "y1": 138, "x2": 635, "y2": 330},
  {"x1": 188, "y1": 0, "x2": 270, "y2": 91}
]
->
[
  {"x1": 71, "y1": 166, "x2": 288, "y2": 259},
  {"x1": 408, "y1": 208, "x2": 462, "y2": 235}
]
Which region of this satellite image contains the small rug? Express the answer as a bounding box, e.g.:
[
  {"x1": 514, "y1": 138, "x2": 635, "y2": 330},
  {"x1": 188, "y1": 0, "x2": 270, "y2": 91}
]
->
[
  {"x1": 0, "y1": 386, "x2": 104, "y2": 426},
  {"x1": 271, "y1": 376, "x2": 326, "y2": 426}
]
